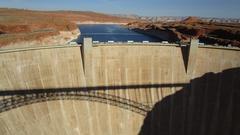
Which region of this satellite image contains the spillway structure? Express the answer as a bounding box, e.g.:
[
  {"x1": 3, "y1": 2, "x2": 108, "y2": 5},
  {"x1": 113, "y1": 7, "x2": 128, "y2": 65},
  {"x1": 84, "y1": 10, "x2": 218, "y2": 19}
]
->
[{"x1": 0, "y1": 38, "x2": 240, "y2": 135}]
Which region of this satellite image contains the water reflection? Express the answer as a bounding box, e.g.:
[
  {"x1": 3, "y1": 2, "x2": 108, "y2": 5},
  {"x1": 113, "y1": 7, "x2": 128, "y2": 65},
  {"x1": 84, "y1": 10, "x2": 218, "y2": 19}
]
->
[{"x1": 77, "y1": 24, "x2": 162, "y2": 43}]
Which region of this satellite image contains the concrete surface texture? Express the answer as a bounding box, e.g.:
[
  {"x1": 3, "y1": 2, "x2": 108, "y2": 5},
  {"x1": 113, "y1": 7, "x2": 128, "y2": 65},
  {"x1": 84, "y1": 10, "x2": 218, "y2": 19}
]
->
[{"x1": 0, "y1": 41, "x2": 239, "y2": 135}]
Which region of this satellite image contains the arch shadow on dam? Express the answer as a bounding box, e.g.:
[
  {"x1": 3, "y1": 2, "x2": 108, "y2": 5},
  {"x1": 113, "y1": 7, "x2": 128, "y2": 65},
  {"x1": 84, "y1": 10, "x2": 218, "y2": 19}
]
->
[
  {"x1": 0, "y1": 83, "x2": 187, "y2": 116},
  {"x1": 139, "y1": 67, "x2": 240, "y2": 135},
  {"x1": 0, "y1": 67, "x2": 239, "y2": 134}
]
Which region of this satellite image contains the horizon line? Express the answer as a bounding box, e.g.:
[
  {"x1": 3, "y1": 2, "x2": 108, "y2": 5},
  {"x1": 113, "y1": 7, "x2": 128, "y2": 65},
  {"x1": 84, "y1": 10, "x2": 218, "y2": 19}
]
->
[{"x1": 0, "y1": 7, "x2": 239, "y2": 20}]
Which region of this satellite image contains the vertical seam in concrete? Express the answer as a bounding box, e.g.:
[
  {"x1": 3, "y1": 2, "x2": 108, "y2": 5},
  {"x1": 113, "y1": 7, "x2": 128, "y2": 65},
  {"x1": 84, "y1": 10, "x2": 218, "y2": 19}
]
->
[
  {"x1": 150, "y1": 55, "x2": 155, "y2": 105},
  {"x1": 3, "y1": 70, "x2": 14, "y2": 90},
  {"x1": 105, "y1": 67, "x2": 113, "y2": 135},
  {"x1": 59, "y1": 100, "x2": 71, "y2": 135},
  {"x1": 86, "y1": 99, "x2": 94, "y2": 135},
  {"x1": 85, "y1": 78, "x2": 95, "y2": 134},
  {"x1": 37, "y1": 64, "x2": 45, "y2": 89},
  {"x1": 155, "y1": 68, "x2": 160, "y2": 102},
  {"x1": 93, "y1": 67, "x2": 102, "y2": 135},
  {"x1": 72, "y1": 101, "x2": 82, "y2": 135},
  {"x1": 159, "y1": 69, "x2": 163, "y2": 100},
  {"x1": 139, "y1": 67, "x2": 144, "y2": 105},
  {"x1": 169, "y1": 47, "x2": 174, "y2": 135}
]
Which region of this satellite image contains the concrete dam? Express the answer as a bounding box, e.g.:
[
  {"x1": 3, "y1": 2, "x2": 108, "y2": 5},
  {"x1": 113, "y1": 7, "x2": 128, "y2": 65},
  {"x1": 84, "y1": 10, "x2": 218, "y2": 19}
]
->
[{"x1": 0, "y1": 38, "x2": 240, "y2": 135}]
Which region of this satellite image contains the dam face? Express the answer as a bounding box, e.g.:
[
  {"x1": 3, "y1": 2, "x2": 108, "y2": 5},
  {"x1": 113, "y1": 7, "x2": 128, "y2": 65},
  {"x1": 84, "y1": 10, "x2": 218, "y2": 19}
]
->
[{"x1": 0, "y1": 40, "x2": 240, "y2": 135}]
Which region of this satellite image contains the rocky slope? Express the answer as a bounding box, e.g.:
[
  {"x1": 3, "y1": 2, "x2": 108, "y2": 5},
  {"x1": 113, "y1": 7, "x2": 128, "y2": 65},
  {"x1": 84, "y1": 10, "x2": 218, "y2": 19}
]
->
[
  {"x1": 0, "y1": 8, "x2": 134, "y2": 48},
  {"x1": 128, "y1": 17, "x2": 240, "y2": 47}
]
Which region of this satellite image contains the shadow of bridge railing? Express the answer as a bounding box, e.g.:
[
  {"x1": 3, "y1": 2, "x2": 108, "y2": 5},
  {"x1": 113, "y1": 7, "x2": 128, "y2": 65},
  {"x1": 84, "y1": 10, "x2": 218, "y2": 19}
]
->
[{"x1": 0, "y1": 83, "x2": 187, "y2": 116}]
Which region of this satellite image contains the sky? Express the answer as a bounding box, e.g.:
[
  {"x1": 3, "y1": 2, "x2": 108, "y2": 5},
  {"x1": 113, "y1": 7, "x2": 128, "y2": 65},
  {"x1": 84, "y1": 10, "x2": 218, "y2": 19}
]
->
[{"x1": 0, "y1": 0, "x2": 240, "y2": 18}]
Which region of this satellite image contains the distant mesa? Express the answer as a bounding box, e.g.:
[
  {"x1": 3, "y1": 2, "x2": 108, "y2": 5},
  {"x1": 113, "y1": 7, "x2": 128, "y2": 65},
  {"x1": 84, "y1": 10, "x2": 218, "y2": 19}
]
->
[{"x1": 182, "y1": 16, "x2": 202, "y2": 24}]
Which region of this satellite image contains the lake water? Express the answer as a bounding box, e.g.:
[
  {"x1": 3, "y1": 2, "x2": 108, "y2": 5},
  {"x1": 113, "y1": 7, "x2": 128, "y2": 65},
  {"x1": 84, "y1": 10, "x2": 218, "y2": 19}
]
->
[{"x1": 77, "y1": 24, "x2": 162, "y2": 43}]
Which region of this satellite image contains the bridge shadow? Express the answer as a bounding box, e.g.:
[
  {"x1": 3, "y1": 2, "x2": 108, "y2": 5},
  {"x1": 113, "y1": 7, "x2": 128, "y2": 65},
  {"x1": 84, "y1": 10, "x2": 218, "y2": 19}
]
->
[
  {"x1": 0, "y1": 83, "x2": 187, "y2": 116},
  {"x1": 139, "y1": 67, "x2": 240, "y2": 135}
]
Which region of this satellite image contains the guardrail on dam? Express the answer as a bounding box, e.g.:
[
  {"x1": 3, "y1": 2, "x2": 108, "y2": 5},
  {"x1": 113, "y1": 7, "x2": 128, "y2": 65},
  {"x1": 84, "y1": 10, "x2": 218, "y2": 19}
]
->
[{"x1": 0, "y1": 39, "x2": 240, "y2": 135}]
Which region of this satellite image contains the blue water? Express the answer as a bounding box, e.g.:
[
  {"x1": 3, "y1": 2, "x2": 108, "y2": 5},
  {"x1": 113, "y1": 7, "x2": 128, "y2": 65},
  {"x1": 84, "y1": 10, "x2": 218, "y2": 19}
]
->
[{"x1": 77, "y1": 24, "x2": 162, "y2": 43}]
